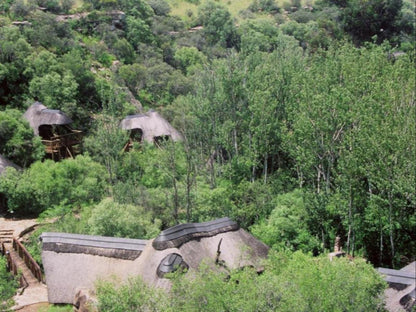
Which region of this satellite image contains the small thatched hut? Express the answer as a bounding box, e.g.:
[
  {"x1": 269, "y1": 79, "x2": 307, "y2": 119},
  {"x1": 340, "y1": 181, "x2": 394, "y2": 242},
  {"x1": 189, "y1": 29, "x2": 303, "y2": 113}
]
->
[
  {"x1": 23, "y1": 102, "x2": 82, "y2": 160},
  {"x1": 41, "y1": 218, "x2": 269, "y2": 304},
  {"x1": 0, "y1": 155, "x2": 20, "y2": 212},
  {"x1": 120, "y1": 110, "x2": 182, "y2": 150}
]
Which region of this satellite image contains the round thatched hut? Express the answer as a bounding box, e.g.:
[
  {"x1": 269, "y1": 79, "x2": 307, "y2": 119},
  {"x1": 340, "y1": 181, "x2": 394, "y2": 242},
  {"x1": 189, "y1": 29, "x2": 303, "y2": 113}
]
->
[
  {"x1": 23, "y1": 102, "x2": 82, "y2": 160},
  {"x1": 120, "y1": 110, "x2": 182, "y2": 149}
]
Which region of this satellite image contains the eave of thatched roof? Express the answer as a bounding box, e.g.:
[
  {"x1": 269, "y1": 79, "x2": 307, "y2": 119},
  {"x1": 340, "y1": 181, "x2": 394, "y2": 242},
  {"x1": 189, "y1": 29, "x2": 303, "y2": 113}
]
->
[
  {"x1": 41, "y1": 232, "x2": 148, "y2": 260},
  {"x1": 23, "y1": 102, "x2": 73, "y2": 135},
  {"x1": 0, "y1": 155, "x2": 20, "y2": 176},
  {"x1": 152, "y1": 217, "x2": 239, "y2": 250},
  {"x1": 120, "y1": 110, "x2": 183, "y2": 143}
]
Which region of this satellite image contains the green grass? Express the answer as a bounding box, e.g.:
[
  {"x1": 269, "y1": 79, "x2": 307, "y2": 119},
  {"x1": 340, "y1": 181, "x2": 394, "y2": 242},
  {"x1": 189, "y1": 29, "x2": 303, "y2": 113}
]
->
[
  {"x1": 167, "y1": 0, "x2": 313, "y2": 24},
  {"x1": 39, "y1": 304, "x2": 74, "y2": 312},
  {"x1": 168, "y1": 0, "x2": 255, "y2": 22}
]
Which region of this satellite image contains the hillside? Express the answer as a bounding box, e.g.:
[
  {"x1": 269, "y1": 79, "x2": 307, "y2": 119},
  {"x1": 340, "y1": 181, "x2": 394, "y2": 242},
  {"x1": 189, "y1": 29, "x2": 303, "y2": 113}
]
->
[{"x1": 0, "y1": 0, "x2": 415, "y2": 310}]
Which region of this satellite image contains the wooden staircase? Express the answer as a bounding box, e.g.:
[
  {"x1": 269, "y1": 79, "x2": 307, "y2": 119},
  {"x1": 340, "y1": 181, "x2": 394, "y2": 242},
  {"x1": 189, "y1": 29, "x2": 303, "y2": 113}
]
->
[
  {"x1": 1, "y1": 232, "x2": 43, "y2": 286},
  {"x1": 0, "y1": 221, "x2": 49, "y2": 309}
]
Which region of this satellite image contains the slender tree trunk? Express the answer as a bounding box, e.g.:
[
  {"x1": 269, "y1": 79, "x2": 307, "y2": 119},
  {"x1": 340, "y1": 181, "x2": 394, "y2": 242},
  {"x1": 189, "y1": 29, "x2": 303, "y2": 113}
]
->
[
  {"x1": 317, "y1": 165, "x2": 321, "y2": 194},
  {"x1": 379, "y1": 221, "x2": 383, "y2": 266},
  {"x1": 172, "y1": 176, "x2": 179, "y2": 224},
  {"x1": 351, "y1": 229, "x2": 355, "y2": 257},
  {"x1": 186, "y1": 161, "x2": 192, "y2": 222},
  {"x1": 388, "y1": 191, "x2": 395, "y2": 267},
  {"x1": 233, "y1": 128, "x2": 238, "y2": 157},
  {"x1": 347, "y1": 184, "x2": 353, "y2": 254},
  {"x1": 263, "y1": 153, "x2": 268, "y2": 184}
]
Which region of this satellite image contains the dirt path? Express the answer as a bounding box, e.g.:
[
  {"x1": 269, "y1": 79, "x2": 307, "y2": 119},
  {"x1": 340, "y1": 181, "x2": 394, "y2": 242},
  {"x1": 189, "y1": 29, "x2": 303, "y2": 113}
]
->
[
  {"x1": 0, "y1": 217, "x2": 50, "y2": 310},
  {"x1": 0, "y1": 217, "x2": 38, "y2": 239}
]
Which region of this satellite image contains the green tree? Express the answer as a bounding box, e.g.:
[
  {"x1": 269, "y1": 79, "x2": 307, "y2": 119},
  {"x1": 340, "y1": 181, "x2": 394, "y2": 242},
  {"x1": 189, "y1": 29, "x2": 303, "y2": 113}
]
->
[
  {"x1": 338, "y1": 0, "x2": 403, "y2": 43},
  {"x1": 83, "y1": 114, "x2": 129, "y2": 185},
  {"x1": 174, "y1": 46, "x2": 207, "y2": 75},
  {"x1": 88, "y1": 198, "x2": 161, "y2": 238},
  {"x1": 0, "y1": 109, "x2": 44, "y2": 167},
  {"x1": 0, "y1": 155, "x2": 108, "y2": 215},
  {"x1": 198, "y1": 1, "x2": 239, "y2": 48},
  {"x1": 251, "y1": 190, "x2": 321, "y2": 253}
]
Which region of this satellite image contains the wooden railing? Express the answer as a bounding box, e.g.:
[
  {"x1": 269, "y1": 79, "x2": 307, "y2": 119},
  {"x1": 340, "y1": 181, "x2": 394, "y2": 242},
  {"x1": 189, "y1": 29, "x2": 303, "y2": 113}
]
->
[
  {"x1": 4, "y1": 249, "x2": 29, "y2": 288},
  {"x1": 12, "y1": 238, "x2": 43, "y2": 282},
  {"x1": 41, "y1": 130, "x2": 82, "y2": 152}
]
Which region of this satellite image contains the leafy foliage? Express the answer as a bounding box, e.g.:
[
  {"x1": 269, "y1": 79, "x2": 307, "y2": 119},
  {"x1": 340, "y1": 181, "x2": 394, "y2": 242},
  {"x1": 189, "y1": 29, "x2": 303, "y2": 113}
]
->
[
  {"x1": 96, "y1": 252, "x2": 387, "y2": 312},
  {"x1": 0, "y1": 155, "x2": 108, "y2": 215},
  {"x1": 88, "y1": 198, "x2": 161, "y2": 239},
  {"x1": 0, "y1": 109, "x2": 44, "y2": 167},
  {"x1": 251, "y1": 190, "x2": 321, "y2": 253},
  {"x1": 0, "y1": 0, "x2": 414, "y2": 279},
  {"x1": 0, "y1": 256, "x2": 18, "y2": 310}
]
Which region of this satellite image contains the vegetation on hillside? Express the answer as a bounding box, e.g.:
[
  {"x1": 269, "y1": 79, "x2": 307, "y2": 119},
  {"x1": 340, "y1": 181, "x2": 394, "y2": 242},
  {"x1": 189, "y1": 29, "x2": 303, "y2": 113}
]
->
[
  {"x1": 96, "y1": 252, "x2": 386, "y2": 311},
  {"x1": 0, "y1": 0, "x2": 414, "y2": 307},
  {"x1": 0, "y1": 256, "x2": 18, "y2": 310}
]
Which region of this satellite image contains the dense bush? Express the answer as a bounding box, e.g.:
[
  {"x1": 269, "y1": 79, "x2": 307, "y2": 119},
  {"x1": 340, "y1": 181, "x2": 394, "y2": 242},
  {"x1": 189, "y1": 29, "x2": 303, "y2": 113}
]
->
[
  {"x1": 96, "y1": 252, "x2": 386, "y2": 312},
  {"x1": 251, "y1": 189, "x2": 321, "y2": 253},
  {"x1": 0, "y1": 109, "x2": 44, "y2": 167},
  {"x1": 88, "y1": 198, "x2": 161, "y2": 239},
  {"x1": 0, "y1": 155, "x2": 108, "y2": 215}
]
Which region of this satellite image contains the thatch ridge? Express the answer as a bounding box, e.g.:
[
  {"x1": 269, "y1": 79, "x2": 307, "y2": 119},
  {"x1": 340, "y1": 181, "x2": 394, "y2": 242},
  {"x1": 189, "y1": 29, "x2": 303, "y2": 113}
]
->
[
  {"x1": 152, "y1": 217, "x2": 239, "y2": 250},
  {"x1": 23, "y1": 102, "x2": 73, "y2": 135},
  {"x1": 120, "y1": 110, "x2": 183, "y2": 143}
]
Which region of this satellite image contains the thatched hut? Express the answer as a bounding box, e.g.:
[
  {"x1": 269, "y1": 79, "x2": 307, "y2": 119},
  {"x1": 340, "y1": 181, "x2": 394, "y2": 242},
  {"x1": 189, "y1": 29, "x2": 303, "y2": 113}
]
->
[
  {"x1": 0, "y1": 155, "x2": 20, "y2": 212},
  {"x1": 23, "y1": 102, "x2": 82, "y2": 160},
  {"x1": 41, "y1": 218, "x2": 269, "y2": 304},
  {"x1": 120, "y1": 110, "x2": 182, "y2": 150}
]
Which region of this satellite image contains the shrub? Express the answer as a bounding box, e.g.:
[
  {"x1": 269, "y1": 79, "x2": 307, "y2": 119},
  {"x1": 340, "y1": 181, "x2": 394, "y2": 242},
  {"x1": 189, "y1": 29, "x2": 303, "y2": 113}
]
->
[
  {"x1": 88, "y1": 198, "x2": 161, "y2": 239},
  {"x1": 0, "y1": 155, "x2": 108, "y2": 215}
]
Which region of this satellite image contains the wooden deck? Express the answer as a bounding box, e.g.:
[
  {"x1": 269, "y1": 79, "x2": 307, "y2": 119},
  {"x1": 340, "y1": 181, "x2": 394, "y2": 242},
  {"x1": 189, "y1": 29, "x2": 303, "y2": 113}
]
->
[{"x1": 42, "y1": 130, "x2": 82, "y2": 160}]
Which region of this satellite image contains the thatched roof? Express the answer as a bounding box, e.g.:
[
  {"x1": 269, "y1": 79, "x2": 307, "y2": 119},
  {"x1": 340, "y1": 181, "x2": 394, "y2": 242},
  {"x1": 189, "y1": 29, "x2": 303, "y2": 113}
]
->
[
  {"x1": 41, "y1": 232, "x2": 147, "y2": 260},
  {"x1": 153, "y1": 217, "x2": 239, "y2": 250},
  {"x1": 378, "y1": 261, "x2": 416, "y2": 311},
  {"x1": 120, "y1": 110, "x2": 183, "y2": 143},
  {"x1": 41, "y1": 219, "x2": 269, "y2": 304},
  {"x1": 0, "y1": 155, "x2": 20, "y2": 176},
  {"x1": 23, "y1": 102, "x2": 72, "y2": 135}
]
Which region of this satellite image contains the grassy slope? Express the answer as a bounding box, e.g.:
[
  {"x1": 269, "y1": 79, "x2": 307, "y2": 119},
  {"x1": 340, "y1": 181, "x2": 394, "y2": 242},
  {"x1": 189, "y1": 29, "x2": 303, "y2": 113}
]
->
[{"x1": 168, "y1": 0, "x2": 276, "y2": 23}]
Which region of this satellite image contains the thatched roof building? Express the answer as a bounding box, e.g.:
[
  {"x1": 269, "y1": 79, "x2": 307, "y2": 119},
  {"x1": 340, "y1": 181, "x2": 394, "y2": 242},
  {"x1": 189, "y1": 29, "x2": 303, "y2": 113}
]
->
[
  {"x1": 378, "y1": 261, "x2": 416, "y2": 311},
  {"x1": 0, "y1": 155, "x2": 20, "y2": 176},
  {"x1": 120, "y1": 110, "x2": 183, "y2": 146},
  {"x1": 22, "y1": 102, "x2": 82, "y2": 160},
  {"x1": 23, "y1": 102, "x2": 73, "y2": 136},
  {"x1": 41, "y1": 218, "x2": 269, "y2": 304}
]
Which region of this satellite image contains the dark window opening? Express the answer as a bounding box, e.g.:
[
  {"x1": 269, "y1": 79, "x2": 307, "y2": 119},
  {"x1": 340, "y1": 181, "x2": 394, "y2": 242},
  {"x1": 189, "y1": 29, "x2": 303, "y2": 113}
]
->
[
  {"x1": 130, "y1": 128, "x2": 143, "y2": 142},
  {"x1": 154, "y1": 135, "x2": 170, "y2": 146},
  {"x1": 38, "y1": 125, "x2": 54, "y2": 140}
]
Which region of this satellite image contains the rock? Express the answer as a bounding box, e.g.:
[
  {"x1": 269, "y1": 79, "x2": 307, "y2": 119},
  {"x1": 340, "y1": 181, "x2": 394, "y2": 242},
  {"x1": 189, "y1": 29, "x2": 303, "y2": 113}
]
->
[{"x1": 73, "y1": 288, "x2": 98, "y2": 312}]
